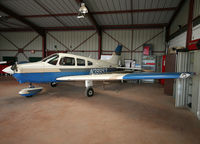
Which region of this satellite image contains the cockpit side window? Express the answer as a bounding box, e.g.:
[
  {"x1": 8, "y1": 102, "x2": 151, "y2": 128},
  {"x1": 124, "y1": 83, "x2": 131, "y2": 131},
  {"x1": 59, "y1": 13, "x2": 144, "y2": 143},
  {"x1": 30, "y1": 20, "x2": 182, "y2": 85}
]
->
[
  {"x1": 59, "y1": 57, "x2": 75, "y2": 66},
  {"x1": 87, "y1": 61, "x2": 93, "y2": 66},
  {"x1": 77, "y1": 58, "x2": 85, "y2": 66},
  {"x1": 48, "y1": 55, "x2": 59, "y2": 65}
]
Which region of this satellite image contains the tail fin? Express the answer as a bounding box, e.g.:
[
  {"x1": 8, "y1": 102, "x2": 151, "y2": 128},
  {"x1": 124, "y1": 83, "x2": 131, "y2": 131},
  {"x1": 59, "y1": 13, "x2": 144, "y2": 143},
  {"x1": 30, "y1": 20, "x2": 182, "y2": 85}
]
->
[
  {"x1": 106, "y1": 45, "x2": 123, "y2": 65},
  {"x1": 115, "y1": 45, "x2": 122, "y2": 55}
]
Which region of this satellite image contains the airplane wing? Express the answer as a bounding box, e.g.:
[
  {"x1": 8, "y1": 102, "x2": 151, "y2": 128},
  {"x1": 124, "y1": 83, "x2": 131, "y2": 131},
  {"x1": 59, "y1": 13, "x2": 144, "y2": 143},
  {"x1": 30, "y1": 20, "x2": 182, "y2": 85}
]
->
[
  {"x1": 116, "y1": 67, "x2": 142, "y2": 71},
  {"x1": 57, "y1": 72, "x2": 192, "y2": 81}
]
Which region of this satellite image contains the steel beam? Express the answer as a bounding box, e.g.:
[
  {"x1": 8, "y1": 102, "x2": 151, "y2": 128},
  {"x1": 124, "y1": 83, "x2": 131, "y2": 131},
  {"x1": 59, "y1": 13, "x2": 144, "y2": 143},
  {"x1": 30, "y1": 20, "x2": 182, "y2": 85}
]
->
[
  {"x1": 98, "y1": 30, "x2": 102, "y2": 59},
  {"x1": 0, "y1": 3, "x2": 45, "y2": 36},
  {"x1": 167, "y1": 0, "x2": 186, "y2": 39},
  {"x1": 0, "y1": 23, "x2": 167, "y2": 32},
  {"x1": 71, "y1": 32, "x2": 97, "y2": 52},
  {"x1": 186, "y1": 0, "x2": 194, "y2": 48},
  {"x1": 33, "y1": 0, "x2": 66, "y2": 27},
  {"x1": 42, "y1": 32, "x2": 47, "y2": 58},
  {"x1": 102, "y1": 24, "x2": 167, "y2": 29},
  {"x1": 167, "y1": 0, "x2": 186, "y2": 33},
  {"x1": 93, "y1": 7, "x2": 176, "y2": 15},
  {"x1": 7, "y1": 7, "x2": 176, "y2": 19}
]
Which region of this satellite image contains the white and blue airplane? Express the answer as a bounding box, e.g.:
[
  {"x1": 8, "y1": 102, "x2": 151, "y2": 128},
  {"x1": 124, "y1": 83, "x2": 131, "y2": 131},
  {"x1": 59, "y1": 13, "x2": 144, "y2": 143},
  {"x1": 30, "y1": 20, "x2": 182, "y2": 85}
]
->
[{"x1": 3, "y1": 45, "x2": 192, "y2": 97}]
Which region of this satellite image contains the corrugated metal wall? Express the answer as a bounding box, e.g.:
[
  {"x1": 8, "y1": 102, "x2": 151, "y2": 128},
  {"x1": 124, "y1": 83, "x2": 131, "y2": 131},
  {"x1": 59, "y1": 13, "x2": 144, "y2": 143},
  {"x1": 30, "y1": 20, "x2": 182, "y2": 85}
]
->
[
  {"x1": 192, "y1": 24, "x2": 200, "y2": 40},
  {"x1": 194, "y1": 0, "x2": 200, "y2": 19},
  {"x1": 170, "y1": 0, "x2": 189, "y2": 35},
  {"x1": 174, "y1": 50, "x2": 200, "y2": 119},
  {"x1": 47, "y1": 30, "x2": 98, "y2": 59},
  {"x1": 191, "y1": 51, "x2": 200, "y2": 115},
  {"x1": 169, "y1": 22, "x2": 200, "y2": 48},
  {"x1": 0, "y1": 29, "x2": 165, "y2": 64},
  {"x1": 168, "y1": 32, "x2": 187, "y2": 48},
  {"x1": 0, "y1": 32, "x2": 42, "y2": 61},
  {"x1": 174, "y1": 52, "x2": 189, "y2": 107},
  {"x1": 102, "y1": 29, "x2": 165, "y2": 65},
  {"x1": 102, "y1": 30, "x2": 132, "y2": 63},
  {"x1": 169, "y1": 0, "x2": 200, "y2": 47}
]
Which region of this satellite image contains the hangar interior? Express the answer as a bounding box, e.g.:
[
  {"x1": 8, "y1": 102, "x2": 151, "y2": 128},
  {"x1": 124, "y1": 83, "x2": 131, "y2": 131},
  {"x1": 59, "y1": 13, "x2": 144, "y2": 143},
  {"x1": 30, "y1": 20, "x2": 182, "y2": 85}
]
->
[{"x1": 0, "y1": 0, "x2": 200, "y2": 144}]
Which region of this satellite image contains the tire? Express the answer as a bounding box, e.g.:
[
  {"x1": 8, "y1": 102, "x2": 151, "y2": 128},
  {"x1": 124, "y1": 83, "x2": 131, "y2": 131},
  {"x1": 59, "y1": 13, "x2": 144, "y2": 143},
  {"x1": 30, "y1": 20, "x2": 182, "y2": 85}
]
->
[
  {"x1": 51, "y1": 82, "x2": 57, "y2": 87},
  {"x1": 85, "y1": 87, "x2": 94, "y2": 97},
  {"x1": 25, "y1": 96, "x2": 32, "y2": 98}
]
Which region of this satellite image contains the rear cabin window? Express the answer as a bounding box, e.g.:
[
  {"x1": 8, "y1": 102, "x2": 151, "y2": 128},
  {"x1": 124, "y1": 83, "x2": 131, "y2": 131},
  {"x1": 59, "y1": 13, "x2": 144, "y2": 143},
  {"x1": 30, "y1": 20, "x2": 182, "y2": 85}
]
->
[
  {"x1": 47, "y1": 55, "x2": 59, "y2": 65},
  {"x1": 59, "y1": 57, "x2": 75, "y2": 66},
  {"x1": 88, "y1": 61, "x2": 93, "y2": 66},
  {"x1": 77, "y1": 58, "x2": 85, "y2": 66}
]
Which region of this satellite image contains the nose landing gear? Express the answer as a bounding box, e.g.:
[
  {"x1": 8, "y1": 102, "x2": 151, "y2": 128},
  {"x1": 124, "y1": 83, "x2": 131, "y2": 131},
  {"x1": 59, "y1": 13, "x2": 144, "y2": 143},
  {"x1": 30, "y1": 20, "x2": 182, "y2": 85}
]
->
[
  {"x1": 51, "y1": 82, "x2": 57, "y2": 87},
  {"x1": 19, "y1": 83, "x2": 43, "y2": 97}
]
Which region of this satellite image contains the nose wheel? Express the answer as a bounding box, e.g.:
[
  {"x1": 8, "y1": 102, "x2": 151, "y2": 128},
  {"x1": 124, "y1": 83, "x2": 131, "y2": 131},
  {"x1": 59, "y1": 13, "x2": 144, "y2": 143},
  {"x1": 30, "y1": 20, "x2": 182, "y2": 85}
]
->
[{"x1": 51, "y1": 82, "x2": 57, "y2": 87}]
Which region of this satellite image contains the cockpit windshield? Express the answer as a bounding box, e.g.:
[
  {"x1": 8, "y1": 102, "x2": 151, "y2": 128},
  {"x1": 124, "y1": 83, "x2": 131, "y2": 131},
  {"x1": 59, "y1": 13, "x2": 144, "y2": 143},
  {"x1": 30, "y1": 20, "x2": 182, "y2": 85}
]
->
[
  {"x1": 42, "y1": 54, "x2": 59, "y2": 65},
  {"x1": 42, "y1": 54, "x2": 58, "y2": 62}
]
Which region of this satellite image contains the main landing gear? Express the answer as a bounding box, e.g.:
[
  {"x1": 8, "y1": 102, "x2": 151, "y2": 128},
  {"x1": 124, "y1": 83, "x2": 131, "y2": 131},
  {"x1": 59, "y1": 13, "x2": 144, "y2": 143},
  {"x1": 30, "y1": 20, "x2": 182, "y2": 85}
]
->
[
  {"x1": 85, "y1": 80, "x2": 94, "y2": 97},
  {"x1": 51, "y1": 82, "x2": 57, "y2": 87}
]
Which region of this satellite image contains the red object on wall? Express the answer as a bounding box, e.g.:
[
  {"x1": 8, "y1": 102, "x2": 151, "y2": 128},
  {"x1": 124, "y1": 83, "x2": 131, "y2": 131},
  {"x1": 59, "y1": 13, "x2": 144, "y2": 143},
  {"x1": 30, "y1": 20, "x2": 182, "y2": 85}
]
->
[
  {"x1": 188, "y1": 38, "x2": 200, "y2": 51},
  {"x1": 143, "y1": 44, "x2": 153, "y2": 55},
  {"x1": 143, "y1": 46, "x2": 150, "y2": 55},
  {"x1": 160, "y1": 55, "x2": 166, "y2": 85}
]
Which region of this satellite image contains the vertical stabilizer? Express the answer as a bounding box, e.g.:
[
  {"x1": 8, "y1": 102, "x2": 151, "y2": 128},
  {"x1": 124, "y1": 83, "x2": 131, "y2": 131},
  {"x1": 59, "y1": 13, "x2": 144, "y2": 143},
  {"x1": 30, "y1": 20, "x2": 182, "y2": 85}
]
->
[{"x1": 106, "y1": 45, "x2": 123, "y2": 65}]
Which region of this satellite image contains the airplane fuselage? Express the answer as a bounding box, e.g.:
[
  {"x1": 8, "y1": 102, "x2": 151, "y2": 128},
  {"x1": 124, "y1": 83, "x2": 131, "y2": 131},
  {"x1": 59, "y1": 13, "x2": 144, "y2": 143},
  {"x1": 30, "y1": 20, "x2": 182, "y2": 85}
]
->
[{"x1": 12, "y1": 53, "x2": 119, "y2": 83}]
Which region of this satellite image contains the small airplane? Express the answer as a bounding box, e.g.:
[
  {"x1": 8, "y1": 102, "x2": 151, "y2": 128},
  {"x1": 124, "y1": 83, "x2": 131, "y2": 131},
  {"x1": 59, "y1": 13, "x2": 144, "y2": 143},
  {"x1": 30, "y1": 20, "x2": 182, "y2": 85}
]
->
[{"x1": 3, "y1": 45, "x2": 192, "y2": 97}]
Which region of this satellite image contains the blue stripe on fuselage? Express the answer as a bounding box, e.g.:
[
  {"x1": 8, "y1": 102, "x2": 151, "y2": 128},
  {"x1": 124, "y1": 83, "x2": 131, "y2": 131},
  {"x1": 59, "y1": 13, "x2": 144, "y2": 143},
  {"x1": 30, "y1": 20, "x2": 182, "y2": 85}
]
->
[
  {"x1": 13, "y1": 68, "x2": 117, "y2": 83},
  {"x1": 13, "y1": 71, "x2": 90, "y2": 83}
]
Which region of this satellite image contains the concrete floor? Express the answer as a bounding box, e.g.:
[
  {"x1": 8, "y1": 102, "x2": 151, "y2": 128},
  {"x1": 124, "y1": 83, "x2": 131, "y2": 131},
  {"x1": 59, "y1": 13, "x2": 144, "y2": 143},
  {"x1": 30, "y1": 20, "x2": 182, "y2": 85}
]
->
[{"x1": 0, "y1": 77, "x2": 200, "y2": 144}]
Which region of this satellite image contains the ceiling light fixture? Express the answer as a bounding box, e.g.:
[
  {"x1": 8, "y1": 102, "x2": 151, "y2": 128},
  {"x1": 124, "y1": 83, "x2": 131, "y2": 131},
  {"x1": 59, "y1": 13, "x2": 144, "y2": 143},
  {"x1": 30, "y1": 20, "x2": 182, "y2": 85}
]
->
[{"x1": 77, "y1": 3, "x2": 88, "y2": 19}]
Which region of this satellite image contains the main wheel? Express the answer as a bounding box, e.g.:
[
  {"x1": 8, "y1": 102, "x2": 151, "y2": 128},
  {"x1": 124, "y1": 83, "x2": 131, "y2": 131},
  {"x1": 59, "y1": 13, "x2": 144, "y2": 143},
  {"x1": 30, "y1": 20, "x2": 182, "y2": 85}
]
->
[
  {"x1": 51, "y1": 82, "x2": 57, "y2": 87},
  {"x1": 85, "y1": 87, "x2": 94, "y2": 97}
]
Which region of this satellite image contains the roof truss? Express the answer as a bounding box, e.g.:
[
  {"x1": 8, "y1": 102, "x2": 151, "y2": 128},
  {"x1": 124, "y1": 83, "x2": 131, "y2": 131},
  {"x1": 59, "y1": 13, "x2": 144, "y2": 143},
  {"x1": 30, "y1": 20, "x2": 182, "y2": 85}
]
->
[{"x1": 0, "y1": 3, "x2": 45, "y2": 36}]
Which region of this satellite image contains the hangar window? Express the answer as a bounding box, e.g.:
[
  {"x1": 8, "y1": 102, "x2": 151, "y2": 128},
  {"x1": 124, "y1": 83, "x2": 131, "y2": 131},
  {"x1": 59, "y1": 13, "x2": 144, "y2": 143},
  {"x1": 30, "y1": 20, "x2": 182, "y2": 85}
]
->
[
  {"x1": 60, "y1": 57, "x2": 75, "y2": 66},
  {"x1": 88, "y1": 61, "x2": 93, "y2": 66},
  {"x1": 77, "y1": 58, "x2": 85, "y2": 66}
]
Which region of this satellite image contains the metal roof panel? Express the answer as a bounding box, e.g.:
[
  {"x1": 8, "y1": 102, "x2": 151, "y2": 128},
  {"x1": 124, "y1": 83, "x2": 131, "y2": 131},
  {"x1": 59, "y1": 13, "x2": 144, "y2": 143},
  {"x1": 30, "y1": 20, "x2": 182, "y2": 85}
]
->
[
  {"x1": 86, "y1": 0, "x2": 181, "y2": 11},
  {"x1": 27, "y1": 17, "x2": 65, "y2": 27},
  {"x1": 0, "y1": 0, "x2": 48, "y2": 15},
  {"x1": 95, "y1": 13, "x2": 132, "y2": 25},
  {"x1": 0, "y1": 0, "x2": 181, "y2": 29},
  {"x1": 58, "y1": 16, "x2": 92, "y2": 26}
]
